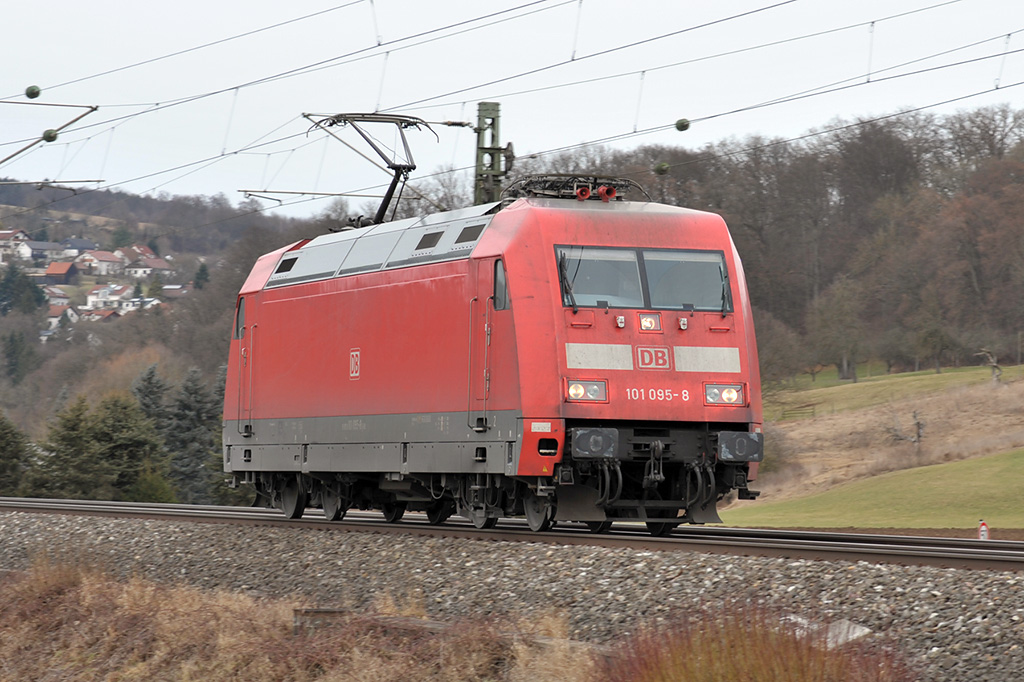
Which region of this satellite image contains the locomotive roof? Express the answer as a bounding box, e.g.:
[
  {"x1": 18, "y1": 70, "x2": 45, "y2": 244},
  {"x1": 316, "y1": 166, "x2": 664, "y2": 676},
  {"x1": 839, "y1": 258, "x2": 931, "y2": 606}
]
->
[
  {"x1": 262, "y1": 197, "x2": 716, "y2": 290},
  {"x1": 264, "y1": 201, "x2": 502, "y2": 288}
]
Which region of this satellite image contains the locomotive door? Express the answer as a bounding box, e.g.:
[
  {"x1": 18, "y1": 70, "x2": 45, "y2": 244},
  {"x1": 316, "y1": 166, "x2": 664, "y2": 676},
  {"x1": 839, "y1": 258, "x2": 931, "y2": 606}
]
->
[
  {"x1": 235, "y1": 295, "x2": 256, "y2": 436},
  {"x1": 469, "y1": 258, "x2": 512, "y2": 432},
  {"x1": 468, "y1": 260, "x2": 493, "y2": 431},
  {"x1": 471, "y1": 257, "x2": 511, "y2": 431}
]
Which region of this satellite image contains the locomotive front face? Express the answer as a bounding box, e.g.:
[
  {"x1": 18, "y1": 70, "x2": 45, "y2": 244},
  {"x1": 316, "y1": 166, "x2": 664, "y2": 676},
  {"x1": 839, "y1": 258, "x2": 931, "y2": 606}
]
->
[
  {"x1": 501, "y1": 199, "x2": 764, "y2": 525},
  {"x1": 556, "y1": 244, "x2": 749, "y2": 417}
]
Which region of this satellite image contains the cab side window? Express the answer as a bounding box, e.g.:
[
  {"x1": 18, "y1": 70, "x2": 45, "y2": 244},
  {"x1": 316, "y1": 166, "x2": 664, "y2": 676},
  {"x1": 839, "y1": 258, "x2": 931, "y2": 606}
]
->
[
  {"x1": 234, "y1": 298, "x2": 246, "y2": 339},
  {"x1": 493, "y1": 260, "x2": 509, "y2": 311}
]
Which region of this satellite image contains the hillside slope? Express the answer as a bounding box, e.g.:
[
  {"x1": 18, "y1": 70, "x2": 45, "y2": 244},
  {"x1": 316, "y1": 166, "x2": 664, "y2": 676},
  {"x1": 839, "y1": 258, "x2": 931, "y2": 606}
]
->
[{"x1": 747, "y1": 369, "x2": 1024, "y2": 506}]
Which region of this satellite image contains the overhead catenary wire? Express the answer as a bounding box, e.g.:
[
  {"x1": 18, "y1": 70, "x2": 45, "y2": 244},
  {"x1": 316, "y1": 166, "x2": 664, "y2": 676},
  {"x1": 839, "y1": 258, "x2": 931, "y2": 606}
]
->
[
  {"x1": 394, "y1": 0, "x2": 981, "y2": 113},
  {"x1": 0, "y1": 0, "x2": 809, "y2": 197},
  {"x1": 4, "y1": 34, "x2": 1021, "y2": 232},
  {"x1": 0, "y1": 1, "x2": 367, "y2": 100},
  {"x1": 0, "y1": 0, "x2": 572, "y2": 151},
  {"x1": 0, "y1": 0, "x2": 968, "y2": 177},
  {"x1": 126, "y1": 73, "x2": 1024, "y2": 245},
  {"x1": 381, "y1": 0, "x2": 799, "y2": 111},
  {"x1": 0, "y1": 0, "x2": 1012, "y2": 232}
]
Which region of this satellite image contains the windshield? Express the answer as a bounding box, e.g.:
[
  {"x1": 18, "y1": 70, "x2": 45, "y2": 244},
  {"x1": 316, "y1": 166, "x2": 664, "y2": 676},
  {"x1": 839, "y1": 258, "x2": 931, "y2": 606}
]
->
[
  {"x1": 556, "y1": 246, "x2": 731, "y2": 312},
  {"x1": 556, "y1": 247, "x2": 644, "y2": 308}
]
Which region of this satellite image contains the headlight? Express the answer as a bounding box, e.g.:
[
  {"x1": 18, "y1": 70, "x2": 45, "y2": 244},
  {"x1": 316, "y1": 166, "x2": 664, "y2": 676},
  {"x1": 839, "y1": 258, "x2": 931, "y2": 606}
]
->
[
  {"x1": 639, "y1": 313, "x2": 661, "y2": 331},
  {"x1": 705, "y1": 383, "x2": 744, "y2": 405},
  {"x1": 566, "y1": 380, "x2": 607, "y2": 402}
]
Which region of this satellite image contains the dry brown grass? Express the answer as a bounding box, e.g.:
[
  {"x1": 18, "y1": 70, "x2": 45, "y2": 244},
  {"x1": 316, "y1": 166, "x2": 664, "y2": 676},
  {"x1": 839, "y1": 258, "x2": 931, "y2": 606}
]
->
[
  {"x1": 752, "y1": 378, "x2": 1024, "y2": 503},
  {"x1": 507, "y1": 611, "x2": 601, "y2": 682},
  {"x1": 0, "y1": 559, "x2": 601, "y2": 682},
  {"x1": 603, "y1": 607, "x2": 915, "y2": 682},
  {"x1": 0, "y1": 559, "x2": 920, "y2": 681}
]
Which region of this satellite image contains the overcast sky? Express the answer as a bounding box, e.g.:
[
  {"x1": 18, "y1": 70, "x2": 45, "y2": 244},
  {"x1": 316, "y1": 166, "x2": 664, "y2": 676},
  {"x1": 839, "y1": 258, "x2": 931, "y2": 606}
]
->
[{"x1": 3, "y1": 0, "x2": 1024, "y2": 219}]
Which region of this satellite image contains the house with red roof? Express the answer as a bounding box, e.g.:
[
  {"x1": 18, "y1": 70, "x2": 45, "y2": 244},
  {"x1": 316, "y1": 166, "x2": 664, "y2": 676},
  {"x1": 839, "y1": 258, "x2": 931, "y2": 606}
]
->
[
  {"x1": 43, "y1": 261, "x2": 78, "y2": 285},
  {"x1": 114, "y1": 244, "x2": 158, "y2": 264},
  {"x1": 126, "y1": 256, "x2": 175, "y2": 279},
  {"x1": 76, "y1": 250, "x2": 125, "y2": 276},
  {"x1": 79, "y1": 309, "x2": 121, "y2": 322},
  {"x1": 46, "y1": 304, "x2": 79, "y2": 330}
]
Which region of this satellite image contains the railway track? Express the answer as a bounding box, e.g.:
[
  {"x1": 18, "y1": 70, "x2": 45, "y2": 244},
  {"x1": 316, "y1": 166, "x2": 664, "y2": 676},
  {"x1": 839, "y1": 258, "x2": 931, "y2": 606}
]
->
[{"x1": 1, "y1": 496, "x2": 1022, "y2": 572}]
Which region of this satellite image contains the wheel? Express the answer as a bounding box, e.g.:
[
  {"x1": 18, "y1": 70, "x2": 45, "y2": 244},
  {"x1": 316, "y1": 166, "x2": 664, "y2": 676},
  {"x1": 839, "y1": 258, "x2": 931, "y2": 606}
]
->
[
  {"x1": 473, "y1": 514, "x2": 498, "y2": 530},
  {"x1": 382, "y1": 501, "x2": 406, "y2": 523},
  {"x1": 465, "y1": 507, "x2": 497, "y2": 529},
  {"x1": 523, "y1": 489, "x2": 554, "y2": 532},
  {"x1": 279, "y1": 475, "x2": 307, "y2": 519},
  {"x1": 322, "y1": 486, "x2": 347, "y2": 521},
  {"x1": 585, "y1": 521, "x2": 612, "y2": 533},
  {"x1": 426, "y1": 500, "x2": 453, "y2": 525}
]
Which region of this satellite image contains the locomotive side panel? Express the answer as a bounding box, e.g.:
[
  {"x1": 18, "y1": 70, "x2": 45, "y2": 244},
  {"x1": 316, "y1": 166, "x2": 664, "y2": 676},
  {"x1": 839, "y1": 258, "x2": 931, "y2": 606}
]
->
[{"x1": 224, "y1": 257, "x2": 524, "y2": 478}]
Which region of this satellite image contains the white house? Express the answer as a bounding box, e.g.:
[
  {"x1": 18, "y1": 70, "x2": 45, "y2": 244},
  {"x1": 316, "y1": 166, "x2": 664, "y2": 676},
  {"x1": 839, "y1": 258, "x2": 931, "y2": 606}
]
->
[
  {"x1": 85, "y1": 283, "x2": 133, "y2": 310},
  {"x1": 42, "y1": 285, "x2": 70, "y2": 306},
  {"x1": 15, "y1": 240, "x2": 65, "y2": 262},
  {"x1": 0, "y1": 229, "x2": 30, "y2": 263},
  {"x1": 126, "y1": 257, "x2": 175, "y2": 279}
]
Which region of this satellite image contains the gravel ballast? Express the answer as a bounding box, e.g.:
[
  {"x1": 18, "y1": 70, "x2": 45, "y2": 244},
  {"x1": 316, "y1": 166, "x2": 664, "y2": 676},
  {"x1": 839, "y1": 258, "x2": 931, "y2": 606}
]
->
[{"x1": 1, "y1": 511, "x2": 1022, "y2": 681}]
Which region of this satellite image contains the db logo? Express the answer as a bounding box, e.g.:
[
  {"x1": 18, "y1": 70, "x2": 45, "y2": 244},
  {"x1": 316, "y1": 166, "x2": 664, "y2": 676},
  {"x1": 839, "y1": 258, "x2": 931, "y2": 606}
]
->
[
  {"x1": 349, "y1": 349, "x2": 361, "y2": 379},
  {"x1": 636, "y1": 346, "x2": 671, "y2": 370}
]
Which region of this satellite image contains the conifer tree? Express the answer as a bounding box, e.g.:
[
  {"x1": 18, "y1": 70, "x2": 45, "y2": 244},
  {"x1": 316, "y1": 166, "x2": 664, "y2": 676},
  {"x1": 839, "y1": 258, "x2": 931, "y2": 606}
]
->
[
  {"x1": 20, "y1": 395, "x2": 172, "y2": 502},
  {"x1": 166, "y1": 367, "x2": 221, "y2": 504},
  {"x1": 194, "y1": 262, "x2": 210, "y2": 289},
  {"x1": 0, "y1": 409, "x2": 29, "y2": 495},
  {"x1": 90, "y1": 394, "x2": 166, "y2": 501},
  {"x1": 22, "y1": 397, "x2": 115, "y2": 500},
  {"x1": 132, "y1": 364, "x2": 171, "y2": 432},
  {"x1": 0, "y1": 263, "x2": 46, "y2": 316},
  {"x1": 146, "y1": 275, "x2": 164, "y2": 299},
  {"x1": 2, "y1": 330, "x2": 39, "y2": 385}
]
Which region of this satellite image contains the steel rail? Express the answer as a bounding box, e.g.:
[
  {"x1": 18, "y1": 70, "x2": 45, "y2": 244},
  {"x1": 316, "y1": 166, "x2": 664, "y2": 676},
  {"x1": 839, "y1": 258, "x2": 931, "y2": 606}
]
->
[{"x1": 1, "y1": 497, "x2": 1022, "y2": 572}]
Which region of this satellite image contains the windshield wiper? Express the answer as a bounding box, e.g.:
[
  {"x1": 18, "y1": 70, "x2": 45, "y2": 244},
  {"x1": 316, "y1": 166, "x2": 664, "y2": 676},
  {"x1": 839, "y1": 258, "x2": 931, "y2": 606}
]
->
[
  {"x1": 559, "y1": 252, "x2": 578, "y2": 314},
  {"x1": 720, "y1": 264, "x2": 733, "y2": 317}
]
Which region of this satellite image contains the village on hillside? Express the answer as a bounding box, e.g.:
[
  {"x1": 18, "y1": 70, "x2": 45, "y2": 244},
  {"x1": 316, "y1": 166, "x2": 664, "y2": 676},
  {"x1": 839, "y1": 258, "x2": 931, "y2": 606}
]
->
[{"x1": 0, "y1": 228, "x2": 195, "y2": 341}]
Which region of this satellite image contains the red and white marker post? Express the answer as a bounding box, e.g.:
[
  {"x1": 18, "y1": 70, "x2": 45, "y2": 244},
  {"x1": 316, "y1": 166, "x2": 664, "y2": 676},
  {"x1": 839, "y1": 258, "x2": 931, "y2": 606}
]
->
[{"x1": 978, "y1": 519, "x2": 990, "y2": 540}]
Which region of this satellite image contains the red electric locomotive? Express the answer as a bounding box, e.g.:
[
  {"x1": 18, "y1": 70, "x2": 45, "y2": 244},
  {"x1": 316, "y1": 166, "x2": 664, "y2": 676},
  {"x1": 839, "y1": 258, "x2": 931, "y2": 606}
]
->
[{"x1": 223, "y1": 174, "x2": 763, "y2": 534}]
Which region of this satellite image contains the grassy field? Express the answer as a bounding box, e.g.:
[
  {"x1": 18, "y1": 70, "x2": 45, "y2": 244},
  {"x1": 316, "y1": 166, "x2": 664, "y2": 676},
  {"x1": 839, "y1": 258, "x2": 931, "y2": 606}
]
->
[
  {"x1": 767, "y1": 364, "x2": 1020, "y2": 421},
  {"x1": 721, "y1": 448, "x2": 1024, "y2": 531}
]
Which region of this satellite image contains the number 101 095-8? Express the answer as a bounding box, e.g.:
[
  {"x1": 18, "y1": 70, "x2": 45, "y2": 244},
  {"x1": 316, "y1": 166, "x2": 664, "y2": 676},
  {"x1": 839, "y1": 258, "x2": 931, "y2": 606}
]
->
[{"x1": 625, "y1": 388, "x2": 689, "y2": 402}]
